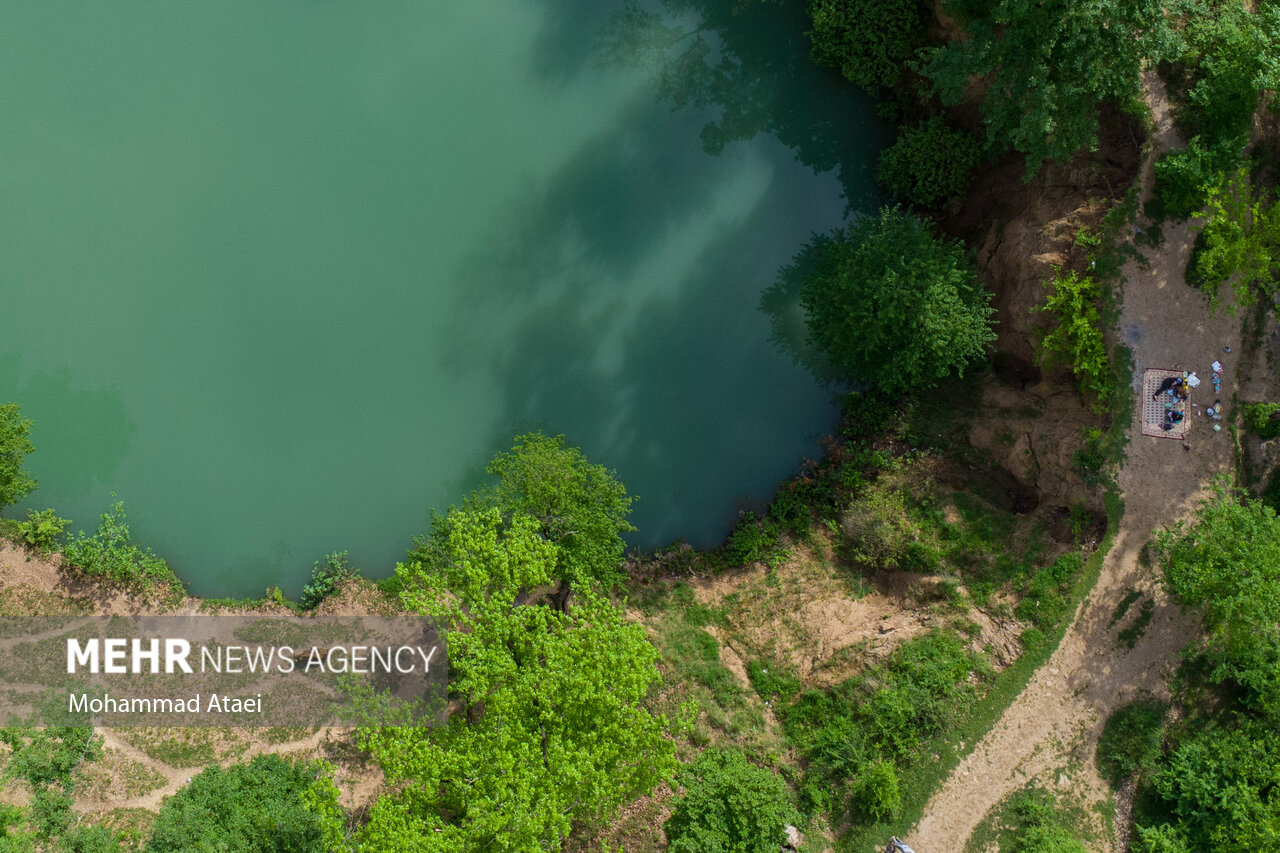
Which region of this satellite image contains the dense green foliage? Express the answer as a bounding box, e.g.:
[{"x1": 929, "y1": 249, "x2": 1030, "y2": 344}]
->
[
  {"x1": 298, "y1": 551, "x2": 358, "y2": 610},
  {"x1": 663, "y1": 749, "x2": 798, "y2": 853},
  {"x1": 1137, "y1": 488, "x2": 1280, "y2": 849},
  {"x1": 61, "y1": 501, "x2": 181, "y2": 591},
  {"x1": 778, "y1": 630, "x2": 991, "y2": 823},
  {"x1": 1036, "y1": 271, "x2": 1112, "y2": 407},
  {"x1": 921, "y1": 0, "x2": 1171, "y2": 176},
  {"x1": 145, "y1": 756, "x2": 346, "y2": 852},
  {"x1": 0, "y1": 727, "x2": 118, "y2": 852},
  {"x1": 412, "y1": 432, "x2": 634, "y2": 609},
  {"x1": 1096, "y1": 701, "x2": 1166, "y2": 786},
  {"x1": 1154, "y1": 486, "x2": 1280, "y2": 713},
  {"x1": 807, "y1": 0, "x2": 925, "y2": 93},
  {"x1": 0, "y1": 403, "x2": 37, "y2": 510},
  {"x1": 358, "y1": 504, "x2": 677, "y2": 851},
  {"x1": 1243, "y1": 401, "x2": 1280, "y2": 440},
  {"x1": 1192, "y1": 170, "x2": 1280, "y2": 304},
  {"x1": 876, "y1": 117, "x2": 982, "y2": 206},
  {"x1": 15, "y1": 508, "x2": 71, "y2": 555},
  {"x1": 1153, "y1": 1, "x2": 1280, "y2": 218},
  {"x1": 788, "y1": 207, "x2": 995, "y2": 394}
]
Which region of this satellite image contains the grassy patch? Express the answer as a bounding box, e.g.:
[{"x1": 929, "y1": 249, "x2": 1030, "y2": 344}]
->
[
  {"x1": 115, "y1": 727, "x2": 248, "y2": 768},
  {"x1": 965, "y1": 785, "x2": 1096, "y2": 853}
]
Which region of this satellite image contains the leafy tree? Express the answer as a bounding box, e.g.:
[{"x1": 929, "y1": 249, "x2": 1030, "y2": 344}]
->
[
  {"x1": 1153, "y1": 485, "x2": 1280, "y2": 712},
  {"x1": 358, "y1": 507, "x2": 678, "y2": 852},
  {"x1": 1036, "y1": 271, "x2": 1112, "y2": 407},
  {"x1": 1152, "y1": 139, "x2": 1241, "y2": 221},
  {"x1": 877, "y1": 117, "x2": 982, "y2": 207},
  {"x1": 1193, "y1": 169, "x2": 1280, "y2": 305},
  {"x1": 1148, "y1": 718, "x2": 1280, "y2": 850},
  {"x1": 807, "y1": 0, "x2": 926, "y2": 93},
  {"x1": 145, "y1": 756, "x2": 347, "y2": 853},
  {"x1": 0, "y1": 403, "x2": 37, "y2": 510},
  {"x1": 1243, "y1": 401, "x2": 1280, "y2": 440},
  {"x1": 664, "y1": 749, "x2": 798, "y2": 853},
  {"x1": 482, "y1": 432, "x2": 635, "y2": 605},
  {"x1": 921, "y1": 0, "x2": 1173, "y2": 177},
  {"x1": 789, "y1": 206, "x2": 995, "y2": 394}
]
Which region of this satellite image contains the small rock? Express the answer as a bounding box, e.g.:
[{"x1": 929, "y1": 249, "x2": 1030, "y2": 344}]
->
[{"x1": 784, "y1": 824, "x2": 803, "y2": 849}]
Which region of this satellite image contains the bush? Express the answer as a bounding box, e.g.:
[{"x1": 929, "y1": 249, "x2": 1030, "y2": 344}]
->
[
  {"x1": 723, "y1": 511, "x2": 787, "y2": 567},
  {"x1": 61, "y1": 501, "x2": 181, "y2": 591},
  {"x1": 0, "y1": 402, "x2": 37, "y2": 509},
  {"x1": 877, "y1": 117, "x2": 982, "y2": 207},
  {"x1": 299, "y1": 551, "x2": 358, "y2": 609},
  {"x1": 1152, "y1": 141, "x2": 1238, "y2": 220},
  {"x1": 1242, "y1": 401, "x2": 1280, "y2": 440},
  {"x1": 145, "y1": 755, "x2": 346, "y2": 853},
  {"x1": 1037, "y1": 271, "x2": 1111, "y2": 408},
  {"x1": 852, "y1": 759, "x2": 901, "y2": 821},
  {"x1": 1097, "y1": 701, "x2": 1166, "y2": 786},
  {"x1": 664, "y1": 749, "x2": 798, "y2": 853},
  {"x1": 16, "y1": 508, "x2": 71, "y2": 554}
]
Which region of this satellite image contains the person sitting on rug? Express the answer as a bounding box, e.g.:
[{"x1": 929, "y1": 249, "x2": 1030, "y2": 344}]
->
[
  {"x1": 1166, "y1": 409, "x2": 1185, "y2": 424},
  {"x1": 1153, "y1": 376, "x2": 1181, "y2": 399}
]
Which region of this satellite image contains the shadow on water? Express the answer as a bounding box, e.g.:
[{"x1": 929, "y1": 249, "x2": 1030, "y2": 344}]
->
[
  {"x1": 0, "y1": 353, "x2": 135, "y2": 506},
  {"x1": 435, "y1": 76, "x2": 859, "y2": 546},
  {"x1": 590, "y1": 0, "x2": 887, "y2": 206}
]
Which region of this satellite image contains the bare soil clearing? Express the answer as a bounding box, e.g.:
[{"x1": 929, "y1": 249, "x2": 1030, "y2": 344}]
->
[{"x1": 911, "y1": 73, "x2": 1240, "y2": 852}]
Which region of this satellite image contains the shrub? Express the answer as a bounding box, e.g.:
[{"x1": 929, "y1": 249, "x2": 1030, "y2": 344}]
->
[
  {"x1": 61, "y1": 501, "x2": 180, "y2": 591},
  {"x1": 298, "y1": 551, "x2": 358, "y2": 609},
  {"x1": 16, "y1": 508, "x2": 71, "y2": 554},
  {"x1": 1037, "y1": 271, "x2": 1111, "y2": 408},
  {"x1": 877, "y1": 117, "x2": 982, "y2": 207},
  {"x1": 1193, "y1": 169, "x2": 1280, "y2": 304},
  {"x1": 1097, "y1": 701, "x2": 1166, "y2": 786},
  {"x1": 0, "y1": 402, "x2": 37, "y2": 509},
  {"x1": 1152, "y1": 141, "x2": 1236, "y2": 220},
  {"x1": 145, "y1": 755, "x2": 346, "y2": 853},
  {"x1": 723, "y1": 512, "x2": 787, "y2": 568},
  {"x1": 1242, "y1": 401, "x2": 1280, "y2": 440},
  {"x1": 664, "y1": 749, "x2": 798, "y2": 853},
  {"x1": 852, "y1": 759, "x2": 901, "y2": 821}
]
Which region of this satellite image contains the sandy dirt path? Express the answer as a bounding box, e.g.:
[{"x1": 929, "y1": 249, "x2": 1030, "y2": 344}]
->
[{"x1": 908, "y1": 74, "x2": 1240, "y2": 853}]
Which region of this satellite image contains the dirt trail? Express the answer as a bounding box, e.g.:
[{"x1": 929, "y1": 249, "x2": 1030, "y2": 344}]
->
[{"x1": 909, "y1": 73, "x2": 1240, "y2": 853}]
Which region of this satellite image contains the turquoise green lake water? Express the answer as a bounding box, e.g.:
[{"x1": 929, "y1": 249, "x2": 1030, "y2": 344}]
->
[{"x1": 0, "y1": 1, "x2": 882, "y2": 596}]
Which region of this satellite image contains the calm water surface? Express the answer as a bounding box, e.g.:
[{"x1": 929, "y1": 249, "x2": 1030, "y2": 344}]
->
[{"x1": 0, "y1": 1, "x2": 883, "y2": 596}]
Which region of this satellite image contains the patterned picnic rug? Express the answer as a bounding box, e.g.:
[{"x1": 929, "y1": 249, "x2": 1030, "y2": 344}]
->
[{"x1": 1142, "y1": 368, "x2": 1190, "y2": 440}]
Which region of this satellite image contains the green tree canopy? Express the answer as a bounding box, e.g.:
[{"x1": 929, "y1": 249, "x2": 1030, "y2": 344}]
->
[
  {"x1": 0, "y1": 403, "x2": 36, "y2": 509},
  {"x1": 1153, "y1": 485, "x2": 1280, "y2": 713},
  {"x1": 358, "y1": 507, "x2": 678, "y2": 852},
  {"x1": 410, "y1": 433, "x2": 634, "y2": 611},
  {"x1": 921, "y1": 0, "x2": 1173, "y2": 177},
  {"x1": 483, "y1": 432, "x2": 635, "y2": 599},
  {"x1": 144, "y1": 755, "x2": 347, "y2": 853},
  {"x1": 877, "y1": 117, "x2": 982, "y2": 207},
  {"x1": 664, "y1": 749, "x2": 798, "y2": 853},
  {"x1": 787, "y1": 206, "x2": 995, "y2": 394},
  {"x1": 807, "y1": 0, "x2": 926, "y2": 93}
]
